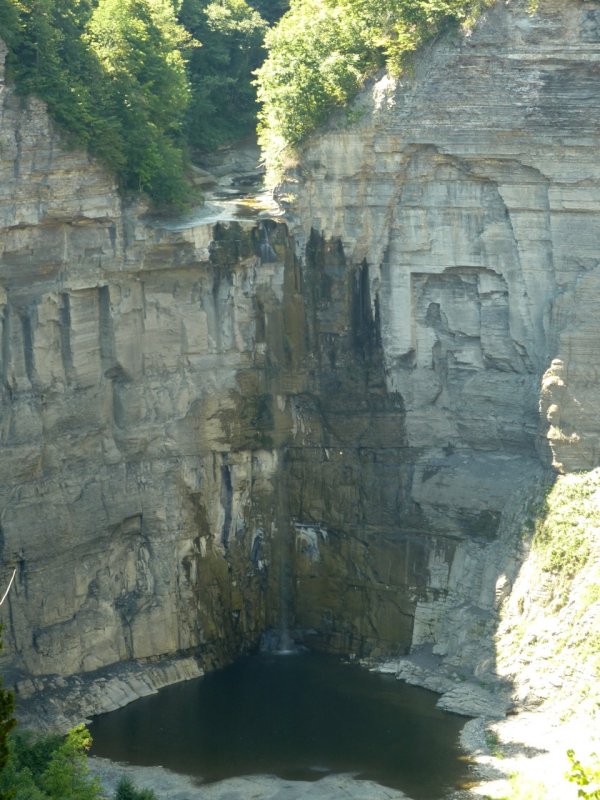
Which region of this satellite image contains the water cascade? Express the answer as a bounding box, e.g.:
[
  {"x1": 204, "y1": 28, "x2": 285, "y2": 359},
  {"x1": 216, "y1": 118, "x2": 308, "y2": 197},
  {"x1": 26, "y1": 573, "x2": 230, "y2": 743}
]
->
[
  {"x1": 258, "y1": 221, "x2": 278, "y2": 262},
  {"x1": 261, "y1": 448, "x2": 299, "y2": 655}
]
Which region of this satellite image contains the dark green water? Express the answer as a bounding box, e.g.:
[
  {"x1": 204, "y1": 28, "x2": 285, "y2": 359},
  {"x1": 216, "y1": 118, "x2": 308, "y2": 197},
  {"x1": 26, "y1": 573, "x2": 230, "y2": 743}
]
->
[{"x1": 89, "y1": 652, "x2": 470, "y2": 799}]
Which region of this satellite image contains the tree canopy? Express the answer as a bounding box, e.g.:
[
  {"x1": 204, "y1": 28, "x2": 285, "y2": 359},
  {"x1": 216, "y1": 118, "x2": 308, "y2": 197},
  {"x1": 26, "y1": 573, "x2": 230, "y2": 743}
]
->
[
  {"x1": 86, "y1": 0, "x2": 192, "y2": 203},
  {"x1": 179, "y1": 0, "x2": 267, "y2": 152},
  {"x1": 255, "y1": 0, "x2": 485, "y2": 175},
  {"x1": 0, "y1": 0, "x2": 485, "y2": 199},
  {"x1": 0, "y1": 0, "x2": 288, "y2": 207},
  {"x1": 0, "y1": 0, "x2": 192, "y2": 206}
]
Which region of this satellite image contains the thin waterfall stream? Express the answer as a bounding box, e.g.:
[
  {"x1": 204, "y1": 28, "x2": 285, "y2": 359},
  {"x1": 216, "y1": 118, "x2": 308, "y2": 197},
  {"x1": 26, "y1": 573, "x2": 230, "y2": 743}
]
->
[
  {"x1": 275, "y1": 447, "x2": 292, "y2": 653},
  {"x1": 258, "y1": 221, "x2": 279, "y2": 263},
  {"x1": 267, "y1": 447, "x2": 297, "y2": 655}
]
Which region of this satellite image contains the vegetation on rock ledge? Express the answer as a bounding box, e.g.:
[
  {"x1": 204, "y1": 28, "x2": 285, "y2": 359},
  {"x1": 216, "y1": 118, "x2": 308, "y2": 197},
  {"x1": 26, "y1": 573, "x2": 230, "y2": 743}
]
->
[
  {"x1": 0, "y1": 0, "x2": 286, "y2": 207},
  {"x1": 0, "y1": 0, "x2": 494, "y2": 196},
  {"x1": 497, "y1": 470, "x2": 600, "y2": 720},
  {"x1": 255, "y1": 0, "x2": 488, "y2": 176}
]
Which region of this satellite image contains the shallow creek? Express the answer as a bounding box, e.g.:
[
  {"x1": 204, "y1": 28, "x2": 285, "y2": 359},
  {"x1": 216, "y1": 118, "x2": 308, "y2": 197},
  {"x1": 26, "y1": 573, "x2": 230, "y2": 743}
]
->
[{"x1": 89, "y1": 652, "x2": 471, "y2": 800}]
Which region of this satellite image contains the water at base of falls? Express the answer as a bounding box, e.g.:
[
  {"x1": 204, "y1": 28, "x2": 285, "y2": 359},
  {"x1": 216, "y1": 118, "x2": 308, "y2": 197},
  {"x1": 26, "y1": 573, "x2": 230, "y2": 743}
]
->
[
  {"x1": 259, "y1": 626, "x2": 304, "y2": 655},
  {"x1": 89, "y1": 652, "x2": 471, "y2": 800}
]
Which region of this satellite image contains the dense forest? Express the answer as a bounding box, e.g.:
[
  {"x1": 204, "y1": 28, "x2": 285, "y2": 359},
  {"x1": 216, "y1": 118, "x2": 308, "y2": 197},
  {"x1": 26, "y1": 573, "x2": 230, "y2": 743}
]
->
[
  {"x1": 0, "y1": 0, "x2": 481, "y2": 205},
  {"x1": 0, "y1": 0, "x2": 285, "y2": 206}
]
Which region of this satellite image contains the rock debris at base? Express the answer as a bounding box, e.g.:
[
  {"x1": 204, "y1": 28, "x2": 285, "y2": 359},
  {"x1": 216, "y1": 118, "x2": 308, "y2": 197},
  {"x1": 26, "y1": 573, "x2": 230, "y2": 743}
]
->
[{"x1": 90, "y1": 760, "x2": 411, "y2": 800}]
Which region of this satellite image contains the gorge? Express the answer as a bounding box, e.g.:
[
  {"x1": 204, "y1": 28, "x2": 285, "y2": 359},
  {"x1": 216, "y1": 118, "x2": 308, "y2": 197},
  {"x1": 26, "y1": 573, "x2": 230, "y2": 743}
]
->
[{"x1": 0, "y1": 0, "x2": 599, "y2": 796}]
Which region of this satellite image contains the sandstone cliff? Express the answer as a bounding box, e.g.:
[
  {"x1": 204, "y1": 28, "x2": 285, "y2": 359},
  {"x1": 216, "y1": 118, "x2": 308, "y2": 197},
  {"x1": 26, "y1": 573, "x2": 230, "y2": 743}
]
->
[
  {"x1": 0, "y1": 36, "x2": 294, "y2": 713},
  {"x1": 0, "y1": 0, "x2": 599, "y2": 738},
  {"x1": 280, "y1": 0, "x2": 600, "y2": 677}
]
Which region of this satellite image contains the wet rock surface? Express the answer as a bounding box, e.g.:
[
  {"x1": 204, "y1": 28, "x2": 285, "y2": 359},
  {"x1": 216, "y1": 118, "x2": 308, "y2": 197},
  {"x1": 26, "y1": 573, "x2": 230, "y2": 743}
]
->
[
  {"x1": 280, "y1": 0, "x2": 600, "y2": 672},
  {"x1": 0, "y1": 4, "x2": 600, "y2": 775}
]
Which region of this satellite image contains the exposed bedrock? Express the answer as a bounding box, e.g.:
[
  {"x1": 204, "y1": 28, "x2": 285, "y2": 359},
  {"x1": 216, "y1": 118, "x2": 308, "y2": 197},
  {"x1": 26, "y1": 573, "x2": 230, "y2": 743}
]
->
[
  {"x1": 1, "y1": 0, "x2": 600, "y2": 722},
  {"x1": 279, "y1": 0, "x2": 600, "y2": 668},
  {"x1": 0, "y1": 37, "x2": 295, "y2": 692}
]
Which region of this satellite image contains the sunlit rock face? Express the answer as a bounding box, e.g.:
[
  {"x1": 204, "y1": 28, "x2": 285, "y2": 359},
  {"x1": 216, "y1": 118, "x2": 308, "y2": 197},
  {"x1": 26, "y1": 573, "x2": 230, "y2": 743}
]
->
[
  {"x1": 2, "y1": 0, "x2": 600, "y2": 717},
  {"x1": 280, "y1": 0, "x2": 600, "y2": 668},
  {"x1": 0, "y1": 38, "x2": 293, "y2": 690}
]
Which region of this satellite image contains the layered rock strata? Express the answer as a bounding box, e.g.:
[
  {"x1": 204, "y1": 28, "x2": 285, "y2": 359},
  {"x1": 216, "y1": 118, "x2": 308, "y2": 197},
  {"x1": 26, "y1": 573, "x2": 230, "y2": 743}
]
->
[
  {"x1": 280, "y1": 0, "x2": 600, "y2": 674},
  {"x1": 1, "y1": 0, "x2": 600, "y2": 724},
  {"x1": 0, "y1": 36, "x2": 294, "y2": 694}
]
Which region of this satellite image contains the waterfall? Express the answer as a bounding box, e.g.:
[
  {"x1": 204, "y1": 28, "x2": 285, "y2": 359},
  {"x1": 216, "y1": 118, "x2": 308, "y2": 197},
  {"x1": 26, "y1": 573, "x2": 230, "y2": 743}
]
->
[
  {"x1": 261, "y1": 447, "x2": 299, "y2": 655},
  {"x1": 259, "y1": 222, "x2": 278, "y2": 263},
  {"x1": 274, "y1": 446, "x2": 296, "y2": 654}
]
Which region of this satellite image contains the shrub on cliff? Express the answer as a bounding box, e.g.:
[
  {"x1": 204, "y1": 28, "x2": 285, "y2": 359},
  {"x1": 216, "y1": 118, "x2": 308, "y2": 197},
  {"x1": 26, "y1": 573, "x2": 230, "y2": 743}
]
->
[
  {"x1": 255, "y1": 0, "x2": 486, "y2": 176},
  {"x1": 114, "y1": 776, "x2": 157, "y2": 800},
  {"x1": 0, "y1": 0, "x2": 191, "y2": 208}
]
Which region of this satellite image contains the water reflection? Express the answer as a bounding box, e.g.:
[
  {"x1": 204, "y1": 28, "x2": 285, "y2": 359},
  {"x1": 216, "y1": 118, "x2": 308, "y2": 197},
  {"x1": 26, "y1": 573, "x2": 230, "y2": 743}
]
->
[{"x1": 90, "y1": 653, "x2": 471, "y2": 800}]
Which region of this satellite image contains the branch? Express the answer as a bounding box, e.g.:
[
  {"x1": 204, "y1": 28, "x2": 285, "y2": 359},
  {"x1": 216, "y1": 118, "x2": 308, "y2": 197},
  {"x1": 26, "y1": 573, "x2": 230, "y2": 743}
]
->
[{"x1": 0, "y1": 569, "x2": 17, "y2": 607}]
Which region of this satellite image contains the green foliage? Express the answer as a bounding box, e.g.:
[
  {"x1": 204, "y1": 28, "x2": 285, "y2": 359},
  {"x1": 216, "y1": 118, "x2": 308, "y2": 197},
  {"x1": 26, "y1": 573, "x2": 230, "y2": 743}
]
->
[
  {"x1": 1, "y1": 0, "x2": 291, "y2": 203},
  {"x1": 3, "y1": 0, "x2": 490, "y2": 189},
  {"x1": 114, "y1": 775, "x2": 157, "y2": 800},
  {"x1": 498, "y1": 470, "x2": 600, "y2": 720},
  {"x1": 0, "y1": 725, "x2": 102, "y2": 800},
  {"x1": 495, "y1": 751, "x2": 600, "y2": 800},
  {"x1": 86, "y1": 0, "x2": 192, "y2": 205},
  {"x1": 9, "y1": 730, "x2": 63, "y2": 780},
  {"x1": 246, "y1": 0, "x2": 289, "y2": 25},
  {"x1": 484, "y1": 728, "x2": 505, "y2": 759},
  {"x1": 0, "y1": 626, "x2": 16, "y2": 799},
  {"x1": 255, "y1": 0, "x2": 486, "y2": 175},
  {"x1": 256, "y1": 0, "x2": 379, "y2": 152},
  {"x1": 6, "y1": 0, "x2": 97, "y2": 141},
  {"x1": 2, "y1": 0, "x2": 191, "y2": 207},
  {"x1": 497, "y1": 773, "x2": 549, "y2": 800},
  {"x1": 179, "y1": 0, "x2": 268, "y2": 152},
  {"x1": 532, "y1": 471, "x2": 600, "y2": 591},
  {"x1": 567, "y1": 750, "x2": 600, "y2": 799},
  {"x1": 40, "y1": 724, "x2": 101, "y2": 800},
  {"x1": 0, "y1": 0, "x2": 20, "y2": 47},
  {"x1": 0, "y1": 725, "x2": 158, "y2": 800}
]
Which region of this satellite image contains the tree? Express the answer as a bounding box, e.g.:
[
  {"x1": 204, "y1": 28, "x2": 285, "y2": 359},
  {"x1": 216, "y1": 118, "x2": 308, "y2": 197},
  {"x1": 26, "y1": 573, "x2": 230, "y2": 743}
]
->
[
  {"x1": 179, "y1": 0, "x2": 268, "y2": 151},
  {"x1": 86, "y1": 0, "x2": 192, "y2": 205},
  {"x1": 246, "y1": 0, "x2": 289, "y2": 25},
  {"x1": 255, "y1": 0, "x2": 482, "y2": 176},
  {"x1": 255, "y1": 0, "x2": 377, "y2": 169},
  {"x1": 40, "y1": 724, "x2": 103, "y2": 800},
  {"x1": 3, "y1": 0, "x2": 193, "y2": 207},
  {"x1": 0, "y1": 0, "x2": 21, "y2": 47},
  {"x1": 114, "y1": 775, "x2": 158, "y2": 800},
  {"x1": 0, "y1": 626, "x2": 16, "y2": 799}
]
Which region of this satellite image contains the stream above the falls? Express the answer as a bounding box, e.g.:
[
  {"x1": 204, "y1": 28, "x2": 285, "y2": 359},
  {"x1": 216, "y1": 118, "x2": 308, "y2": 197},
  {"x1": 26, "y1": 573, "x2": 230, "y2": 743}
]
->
[{"x1": 89, "y1": 652, "x2": 471, "y2": 800}]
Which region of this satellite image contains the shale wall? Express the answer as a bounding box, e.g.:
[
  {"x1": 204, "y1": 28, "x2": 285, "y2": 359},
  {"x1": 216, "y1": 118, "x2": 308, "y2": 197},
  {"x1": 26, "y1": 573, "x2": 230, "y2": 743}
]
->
[{"x1": 1, "y1": 0, "x2": 600, "y2": 722}]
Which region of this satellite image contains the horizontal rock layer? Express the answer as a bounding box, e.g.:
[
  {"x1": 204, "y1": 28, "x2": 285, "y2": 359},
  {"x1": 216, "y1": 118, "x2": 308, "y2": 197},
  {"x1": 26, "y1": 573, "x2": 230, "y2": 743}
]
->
[
  {"x1": 0, "y1": 38, "x2": 290, "y2": 687},
  {"x1": 1, "y1": 0, "x2": 600, "y2": 723},
  {"x1": 280, "y1": 0, "x2": 600, "y2": 671}
]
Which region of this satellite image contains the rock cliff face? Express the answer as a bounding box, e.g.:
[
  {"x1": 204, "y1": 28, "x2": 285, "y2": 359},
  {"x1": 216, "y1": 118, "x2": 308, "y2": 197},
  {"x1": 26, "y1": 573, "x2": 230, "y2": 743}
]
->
[
  {"x1": 280, "y1": 0, "x2": 600, "y2": 673},
  {"x1": 0, "y1": 37, "x2": 293, "y2": 700},
  {"x1": 1, "y1": 0, "x2": 600, "y2": 723}
]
